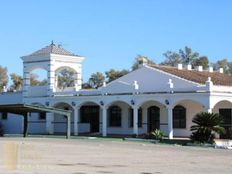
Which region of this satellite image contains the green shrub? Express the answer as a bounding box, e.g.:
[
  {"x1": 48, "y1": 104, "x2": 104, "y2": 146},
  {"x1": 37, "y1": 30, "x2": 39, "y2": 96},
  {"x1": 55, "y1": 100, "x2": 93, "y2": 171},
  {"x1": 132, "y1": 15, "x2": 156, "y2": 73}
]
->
[
  {"x1": 150, "y1": 129, "x2": 164, "y2": 140},
  {"x1": 190, "y1": 112, "x2": 225, "y2": 144}
]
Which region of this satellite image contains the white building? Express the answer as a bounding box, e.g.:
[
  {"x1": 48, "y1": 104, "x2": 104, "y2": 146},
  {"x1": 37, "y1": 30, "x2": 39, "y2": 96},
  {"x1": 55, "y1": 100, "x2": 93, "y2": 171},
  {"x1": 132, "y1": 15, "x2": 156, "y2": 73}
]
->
[{"x1": 1, "y1": 43, "x2": 232, "y2": 139}]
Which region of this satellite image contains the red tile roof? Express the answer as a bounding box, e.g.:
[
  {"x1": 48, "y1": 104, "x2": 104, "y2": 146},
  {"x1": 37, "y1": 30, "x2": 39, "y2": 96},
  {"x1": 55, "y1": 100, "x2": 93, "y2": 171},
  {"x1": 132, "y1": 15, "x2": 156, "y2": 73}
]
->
[{"x1": 150, "y1": 65, "x2": 232, "y2": 86}]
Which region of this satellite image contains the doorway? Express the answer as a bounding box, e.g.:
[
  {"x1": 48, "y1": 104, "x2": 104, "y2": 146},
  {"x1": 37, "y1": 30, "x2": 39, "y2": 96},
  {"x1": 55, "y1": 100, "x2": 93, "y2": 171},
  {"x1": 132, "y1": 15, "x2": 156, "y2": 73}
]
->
[
  {"x1": 80, "y1": 106, "x2": 100, "y2": 133},
  {"x1": 147, "y1": 106, "x2": 160, "y2": 133}
]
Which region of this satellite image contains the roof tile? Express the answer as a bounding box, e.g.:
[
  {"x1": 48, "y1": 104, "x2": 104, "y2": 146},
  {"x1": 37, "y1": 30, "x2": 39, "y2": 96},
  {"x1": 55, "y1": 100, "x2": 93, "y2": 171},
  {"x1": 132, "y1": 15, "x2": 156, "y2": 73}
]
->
[{"x1": 150, "y1": 65, "x2": 232, "y2": 86}]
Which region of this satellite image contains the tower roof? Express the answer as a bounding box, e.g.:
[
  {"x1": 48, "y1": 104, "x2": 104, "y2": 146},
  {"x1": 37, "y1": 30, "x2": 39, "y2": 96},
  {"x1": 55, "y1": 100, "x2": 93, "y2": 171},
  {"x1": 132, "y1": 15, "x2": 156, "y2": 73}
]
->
[{"x1": 28, "y1": 42, "x2": 80, "y2": 57}]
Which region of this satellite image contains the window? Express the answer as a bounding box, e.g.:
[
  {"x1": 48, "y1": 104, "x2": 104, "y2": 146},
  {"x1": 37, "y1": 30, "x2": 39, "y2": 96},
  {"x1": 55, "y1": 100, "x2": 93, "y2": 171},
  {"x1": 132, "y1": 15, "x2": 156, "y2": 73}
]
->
[
  {"x1": 173, "y1": 105, "x2": 186, "y2": 128},
  {"x1": 129, "y1": 108, "x2": 142, "y2": 127},
  {"x1": 39, "y1": 112, "x2": 46, "y2": 120},
  {"x1": 219, "y1": 109, "x2": 232, "y2": 126},
  {"x1": 108, "y1": 106, "x2": 121, "y2": 127}
]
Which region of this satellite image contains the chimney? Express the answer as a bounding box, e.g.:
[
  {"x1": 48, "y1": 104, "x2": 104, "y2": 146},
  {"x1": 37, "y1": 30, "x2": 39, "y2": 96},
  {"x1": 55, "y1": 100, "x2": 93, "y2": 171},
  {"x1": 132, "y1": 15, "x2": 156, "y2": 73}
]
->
[
  {"x1": 177, "y1": 64, "x2": 183, "y2": 70},
  {"x1": 196, "y1": 66, "x2": 203, "y2": 72},
  {"x1": 187, "y1": 64, "x2": 192, "y2": 70},
  {"x1": 219, "y1": 68, "x2": 223, "y2": 73},
  {"x1": 208, "y1": 67, "x2": 213, "y2": 73},
  {"x1": 138, "y1": 57, "x2": 148, "y2": 68}
]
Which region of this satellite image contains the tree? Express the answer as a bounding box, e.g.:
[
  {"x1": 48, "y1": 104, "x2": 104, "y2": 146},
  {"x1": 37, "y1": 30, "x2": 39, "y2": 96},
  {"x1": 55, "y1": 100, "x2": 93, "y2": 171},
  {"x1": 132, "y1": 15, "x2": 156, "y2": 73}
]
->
[
  {"x1": 161, "y1": 46, "x2": 200, "y2": 66},
  {"x1": 190, "y1": 112, "x2": 225, "y2": 144},
  {"x1": 105, "y1": 69, "x2": 129, "y2": 82},
  {"x1": 82, "y1": 82, "x2": 92, "y2": 89},
  {"x1": 161, "y1": 51, "x2": 182, "y2": 66},
  {"x1": 0, "y1": 66, "x2": 8, "y2": 92},
  {"x1": 179, "y1": 46, "x2": 199, "y2": 65},
  {"x1": 132, "y1": 55, "x2": 155, "y2": 70},
  {"x1": 57, "y1": 68, "x2": 75, "y2": 89},
  {"x1": 192, "y1": 56, "x2": 209, "y2": 69},
  {"x1": 10, "y1": 73, "x2": 23, "y2": 91},
  {"x1": 212, "y1": 59, "x2": 232, "y2": 75},
  {"x1": 88, "y1": 72, "x2": 105, "y2": 89}
]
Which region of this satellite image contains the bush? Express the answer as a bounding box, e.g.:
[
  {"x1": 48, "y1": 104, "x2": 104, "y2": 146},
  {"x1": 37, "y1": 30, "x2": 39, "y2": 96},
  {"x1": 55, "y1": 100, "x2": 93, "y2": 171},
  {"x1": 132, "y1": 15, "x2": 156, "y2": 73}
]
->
[
  {"x1": 190, "y1": 112, "x2": 225, "y2": 144},
  {"x1": 150, "y1": 129, "x2": 164, "y2": 140},
  {"x1": 0, "y1": 122, "x2": 4, "y2": 136}
]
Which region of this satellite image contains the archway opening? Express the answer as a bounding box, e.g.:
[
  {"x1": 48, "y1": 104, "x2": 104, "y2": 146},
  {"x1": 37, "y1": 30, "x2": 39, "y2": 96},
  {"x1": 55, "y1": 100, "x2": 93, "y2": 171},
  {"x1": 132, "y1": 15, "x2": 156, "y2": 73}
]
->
[
  {"x1": 213, "y1": 100, "x2": 232, "y2": 139},
  {"x1": 30, "y1": 69, "x2": 47, "y2": 86},
  {"x1": 55, "y1": 67, "x2": 77, "y2": 90},
  {"x1": 173, "y1": 99, "x2": 204, "y2": 137},
  {"x1": 53, "y1": 103, "x2": 74, "y2": 134},
  {"x1": 80, "y1": 102, "x2": 100, "y2": 134}
]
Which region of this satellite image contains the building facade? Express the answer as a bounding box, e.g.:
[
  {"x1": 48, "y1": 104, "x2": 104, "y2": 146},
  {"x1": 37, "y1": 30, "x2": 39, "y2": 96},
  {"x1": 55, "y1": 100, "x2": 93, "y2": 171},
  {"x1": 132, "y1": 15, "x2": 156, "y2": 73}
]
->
[{"x1": 1, "y1": 43, "x2": 232, "y2": 139}]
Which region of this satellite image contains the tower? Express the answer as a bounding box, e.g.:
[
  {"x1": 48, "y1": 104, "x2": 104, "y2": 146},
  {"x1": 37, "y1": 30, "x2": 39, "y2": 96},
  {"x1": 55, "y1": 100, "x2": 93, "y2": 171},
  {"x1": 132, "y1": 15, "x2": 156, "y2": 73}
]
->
[{"x1": 21, "y1": 42, "x2": 84, "y2": 98}]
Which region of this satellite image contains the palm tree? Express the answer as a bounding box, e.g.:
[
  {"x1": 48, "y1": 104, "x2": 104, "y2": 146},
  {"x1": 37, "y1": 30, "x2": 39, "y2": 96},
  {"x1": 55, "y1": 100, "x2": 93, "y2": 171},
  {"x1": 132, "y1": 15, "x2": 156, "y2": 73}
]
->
[{"x1": 190, "y1": 112, "x2": 225, "y2": 143}]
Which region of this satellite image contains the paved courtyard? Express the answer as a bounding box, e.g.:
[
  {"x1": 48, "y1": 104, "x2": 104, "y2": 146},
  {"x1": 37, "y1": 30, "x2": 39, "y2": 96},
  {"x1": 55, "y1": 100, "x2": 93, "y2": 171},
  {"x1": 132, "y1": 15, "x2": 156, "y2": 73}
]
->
[{"x1": 0, "y1": 137, "x2": 232, "y2": 174}]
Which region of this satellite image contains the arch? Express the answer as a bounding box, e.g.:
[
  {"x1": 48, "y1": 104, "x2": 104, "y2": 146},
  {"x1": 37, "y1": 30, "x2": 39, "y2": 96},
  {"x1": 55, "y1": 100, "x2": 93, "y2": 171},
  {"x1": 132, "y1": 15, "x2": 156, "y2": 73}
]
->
[
  {"x1": 26, "y1": 65, "x2": 48, "y2": 72},
  {"x1": 30, "y1": 102, "x2": 45, "y2": 107},
  {"x1": 29, "y1": 68, "x2": 48, "y2": 86},
  {"x1": 55, "y1": 66, "x2": 78, "y2": 89},
  {"x1": 105, "y1": 100, "x2": 131, "y2": 108},
  {"x1": 53, "y1": 102, "x2": 73, "y2": 109},
  {"x1": 212, "y1": 100, "x2": 232, "y2": 109},
  {"x1": 138, "y1": 99, "x2": 166, "y2": 108},
  {"x1": 78, "y1": 101, "x2": 100, "y2": 108},
  {"x1": 172, "y1": 99, "x2": 204, "y2": 109},
  {"x1": 55, "y1": 66, "x2": 77, "y2": 74}
]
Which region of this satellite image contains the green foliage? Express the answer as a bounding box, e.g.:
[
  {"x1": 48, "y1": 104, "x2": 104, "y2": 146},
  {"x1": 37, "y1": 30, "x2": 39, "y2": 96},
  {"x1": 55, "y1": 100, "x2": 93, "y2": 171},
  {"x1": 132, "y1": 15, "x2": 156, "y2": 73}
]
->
[
  {"x1": 10, "y1": 73, "x2": 23, "y2": 91},
  {"x1": 57, "y1": 68, "x2": 75, "y2": 88},
  {"x1": 30, "y1": 73, "x2": 47, "y2": 86},
  {"x1": 132, "y1": 55, "x2": 155, "y2": 70},
  {"x1": 192, "y1": 56, "x2": 209, "y2": 69},
  {"x1": 190, "y1": 112, "x2": 225, "y2": 144},
  {"x1": 161, "y1": 46, "x2": 200, "y2": 66},
  {"x1": 212, "y1": 59, "x2": 232, "y2": 75},
  {"x1": 0, "y1": 66, "x2": 8, "y2": 92},
  {"x1": 150, "y1": 129, "x2": 164, "y2": 140},
  {"x1": 105, "y1": 69, "x2": 129, "y2": 82},
  {"x1": 161, "y1": 51, "x2": 182, "y2": 66},
  {"x1": 88, "y1": 72, "x2": 105, "y2": 89},
  {"x1": 179, "y1": 46, "x2": 199, "y2": 65}
]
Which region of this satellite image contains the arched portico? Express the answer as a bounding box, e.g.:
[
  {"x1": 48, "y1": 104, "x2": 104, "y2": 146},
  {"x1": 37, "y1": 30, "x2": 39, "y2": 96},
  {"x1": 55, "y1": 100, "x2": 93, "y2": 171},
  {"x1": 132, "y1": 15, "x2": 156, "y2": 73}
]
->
[
  {"x1": 137, "y1": 100, "x2": 167, "y2": 135},
  {"x1": 104, "y1": 101, "x2": 132, "y2": 136},
  {"x1": 53, "y1": 102, "x2": 74, "y2": 134},
  {"x1": 78, "y1": 101, "x2": 100, "y2": 134},
  {"x1": 172, "y1": 99, "x2": 204, "y2": 137},
  {"x1": 213, "y1": 100, "x2": 232, "y2": 139}
]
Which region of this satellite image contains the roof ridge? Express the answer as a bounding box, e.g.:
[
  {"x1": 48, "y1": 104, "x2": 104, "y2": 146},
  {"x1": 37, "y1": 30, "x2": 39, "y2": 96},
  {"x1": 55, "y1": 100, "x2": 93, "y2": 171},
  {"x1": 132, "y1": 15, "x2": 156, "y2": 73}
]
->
[{"x1": 27, "y1": 43, "x2": 80, "y2": 57}]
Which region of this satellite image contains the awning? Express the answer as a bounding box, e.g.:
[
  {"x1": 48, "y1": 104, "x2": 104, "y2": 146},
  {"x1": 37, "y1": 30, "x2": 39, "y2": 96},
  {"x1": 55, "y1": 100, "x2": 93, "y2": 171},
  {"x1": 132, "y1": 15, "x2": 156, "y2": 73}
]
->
[{"x1": 0, "y1": 104, "x2": 71, "y2": 139}]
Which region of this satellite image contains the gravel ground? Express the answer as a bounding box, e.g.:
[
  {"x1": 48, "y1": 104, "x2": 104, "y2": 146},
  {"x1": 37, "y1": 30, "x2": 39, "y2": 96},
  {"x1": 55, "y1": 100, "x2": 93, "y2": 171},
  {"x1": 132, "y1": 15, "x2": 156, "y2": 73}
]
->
[{"x1": 0, "y1": 137, "x2": 232, "y2": 174}]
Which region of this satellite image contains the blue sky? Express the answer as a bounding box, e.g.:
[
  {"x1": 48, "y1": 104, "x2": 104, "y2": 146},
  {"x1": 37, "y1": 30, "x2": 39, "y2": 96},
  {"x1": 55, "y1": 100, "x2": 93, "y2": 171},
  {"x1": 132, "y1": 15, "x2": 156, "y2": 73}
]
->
[{"x1": 0, "y1": 0, "x2": 232, "y2": 81}]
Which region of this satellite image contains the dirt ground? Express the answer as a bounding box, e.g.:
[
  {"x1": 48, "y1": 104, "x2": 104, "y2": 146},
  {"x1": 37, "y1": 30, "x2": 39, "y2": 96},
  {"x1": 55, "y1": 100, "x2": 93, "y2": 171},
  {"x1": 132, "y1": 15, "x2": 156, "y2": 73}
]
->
[{"x1": 0, "y1": 137, "x2": 232, "y2": 174}]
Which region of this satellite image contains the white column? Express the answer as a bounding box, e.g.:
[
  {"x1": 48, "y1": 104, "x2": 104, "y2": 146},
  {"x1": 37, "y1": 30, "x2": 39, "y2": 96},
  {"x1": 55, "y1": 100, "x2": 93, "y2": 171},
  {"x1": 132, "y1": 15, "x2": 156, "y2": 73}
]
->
[
  {"x1": 23, "y1": 71, "x2": 30, "y2": 97},
  {"x1": 102, "y1": 106, "x2": 107, "y2": 137},
  {"x1": 74, "y1": 107, "x2": 79, "y2": 136},
  {"x1": 46, "y1": 113, "x2": 54, "y2": 134},
  {"x1": 47, "y1": 60, "x2": 55, "y2": 96},
  {"x1": 133, "y1": 106, "x2": 138, "y2": 135},
  {"x1": 207, "y1": 108, "x2": 213, "y2": 113},
  {"x1": 167, "y1": 106, "x2": 173, "y2": 139}
]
